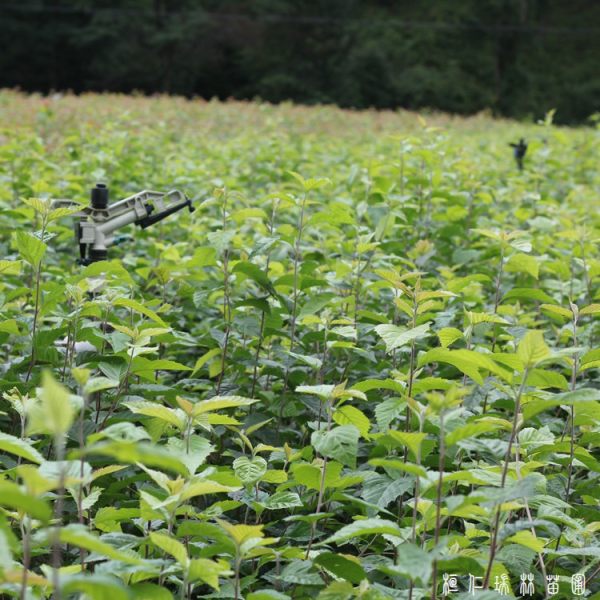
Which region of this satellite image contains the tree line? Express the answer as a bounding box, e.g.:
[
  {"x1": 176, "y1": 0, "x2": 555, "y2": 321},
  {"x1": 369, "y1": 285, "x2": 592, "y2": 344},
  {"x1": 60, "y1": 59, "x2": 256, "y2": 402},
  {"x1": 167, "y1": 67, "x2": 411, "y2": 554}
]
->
[{"x1": 1, "y1": 0, "x2": 599, "y2": 123}]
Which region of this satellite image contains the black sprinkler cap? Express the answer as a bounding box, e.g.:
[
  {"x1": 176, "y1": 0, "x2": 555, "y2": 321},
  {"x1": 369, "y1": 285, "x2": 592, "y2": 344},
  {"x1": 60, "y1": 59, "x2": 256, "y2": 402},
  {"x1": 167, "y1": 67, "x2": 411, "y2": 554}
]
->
[{"x1": 91, "y1": 183, "x2": 109, "y2": 209}]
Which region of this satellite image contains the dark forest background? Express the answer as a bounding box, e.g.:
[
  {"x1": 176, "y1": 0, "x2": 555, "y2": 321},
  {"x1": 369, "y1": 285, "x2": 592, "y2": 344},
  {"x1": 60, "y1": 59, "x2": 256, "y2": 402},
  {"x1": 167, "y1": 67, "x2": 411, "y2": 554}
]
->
[{"x1": 1, "y1": 0, "x2": 599, "y2": 124}]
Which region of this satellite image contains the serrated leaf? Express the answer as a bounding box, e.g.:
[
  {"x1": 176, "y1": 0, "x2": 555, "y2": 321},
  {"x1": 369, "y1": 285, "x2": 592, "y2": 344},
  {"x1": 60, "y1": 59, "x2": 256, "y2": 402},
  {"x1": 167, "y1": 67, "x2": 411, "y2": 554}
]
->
[
  {"x1": 261, "y1": 491, "x2": 303, "y2": 510},
  {"x1": 0, "y1": 259, "x2": 21, "y2": 275},
  {"x1": 517, "y1": 330, "x2": 551, "y2": 368},
  {"x1": 188, "y1": 558, "x2": 232, "y2": 589},
  {"x1": 374, "y1": 322, "x2": 431, "y2": 353},
  {"x1": 322, "y1": 518, "x2": 402, "y2": 544},
  {"x1": 506, "y1": 530, "x2": 545, "y2": 553},
  {"x1": 0, "y1": 481, "x2": 52, "y2": 521},
  {"x1": 506, "y1": 252, "x2": 539, "y2": 279},
  {"x1": 540, "y1": 304, "x2": 573, "y2": 319},
  {"x1": 192, "y1": 395, "x2": 258, "y2": 415},
  {"x1": 387, "y1": 430, "x2": 427, "y2": 457},
  {"x1": 314, "y1": 552, "x2": 366, "y2": 583},
  {"x1": 233, "y1": 455, "x2": 267, "y2": 486},
  {"x1": 27, "y1": 370, "x2": 75, "y2": 437},
  {"x1": 580, "y1": 303, "x2": 600, "y2": 316},
  {"x1": 333, "y1": 405, "x2": 370, "y2": 438},
  {"x1": 123, "y1": 400, "x2": 186, "y2": 429},
  {"x1": 60, "y1": 524, "x2": 142, "y2": 564},
  {"x1": 13, "y1": 231, "x2": 46, "y2": 267},
  {"x1": 311, "y1": 425, "x2": 359, "y2": 468},
  {"x1": 180, "y1": 479, "x2": 239, "y2": 501},
  {"x1": 191, "y1": 347, "x2": 221, "y2": 376},
  {"x1": 0, "y1": 432, "x2": 44, "y2": 464},
  {"x1": 113, "y1": 297, "x2": 167, "y2": 327},
  {"x1": 150, "y1": 531, "x2": 188, "y2": 566},
  {"x1": 438, "y1": 327, "x2": 463, "y2": 348},
  {"x1": 445, "y1": 422, "x2": 500, "y2": 446}
]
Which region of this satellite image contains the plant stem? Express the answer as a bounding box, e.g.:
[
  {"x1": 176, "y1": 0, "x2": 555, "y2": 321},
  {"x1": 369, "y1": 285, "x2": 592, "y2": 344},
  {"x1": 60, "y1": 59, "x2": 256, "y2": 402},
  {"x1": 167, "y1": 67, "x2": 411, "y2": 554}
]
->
[
  {"x1": 216, "y1": 189, "x2": 232, "y2": 394},
  {"x1": 78, "y1": 388, "x2": 89, "y2": 570},
  {"x1": 553, "y1": 311, "x2": 579, "y2": 557},
  {"x1": 280, "y1": 191, "x2": 308, "y2": 422},
  {"x1": 98, "y1": 349, "x2": 134, "y2": 430},
  {"x1": 305, "y1": 394, "x2": 332, "y2": 557},
  {"x1": 19, "y1": 518, "x2": 31, "y2": 600},
  {"x1": 25, "y1": 220, "x2": 46, "y2": 382},
  {"x1": 51, "y1": 435, "x2": 66, "y2": 600},
  {"x1": 234, "y1": 554, "x2": 241, "y2": 600},
  {"x1": 514, "y1": 441, "x2": 548, "y2": 598},
  {"x1": 483, "y1": 368, "x2": 528, "y2": 587},
  {"x1": 430, "y1": 410, "x2": 446, "y2": 600}
]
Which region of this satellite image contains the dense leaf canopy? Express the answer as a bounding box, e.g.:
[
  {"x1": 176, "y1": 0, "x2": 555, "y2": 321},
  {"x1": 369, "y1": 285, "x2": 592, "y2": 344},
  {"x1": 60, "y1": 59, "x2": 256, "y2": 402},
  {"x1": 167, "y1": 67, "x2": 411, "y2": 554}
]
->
[{"x1": 0, "y1": 92, "x2": 599, "y2": 598}]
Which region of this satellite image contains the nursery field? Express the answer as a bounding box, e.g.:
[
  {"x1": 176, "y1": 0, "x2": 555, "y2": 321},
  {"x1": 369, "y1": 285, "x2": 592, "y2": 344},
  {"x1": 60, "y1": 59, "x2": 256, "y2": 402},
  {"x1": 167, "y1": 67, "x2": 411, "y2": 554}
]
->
[{"x1": 0, "y1": 91, "x2": 599, "y2": 599}]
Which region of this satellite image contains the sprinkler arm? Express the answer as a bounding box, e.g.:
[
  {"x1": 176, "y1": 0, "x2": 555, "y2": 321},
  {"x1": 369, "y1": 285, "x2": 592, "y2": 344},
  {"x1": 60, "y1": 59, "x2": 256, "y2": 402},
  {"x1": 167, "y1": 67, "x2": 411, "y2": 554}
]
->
[{"x1": 53, "y1": 184, "x2": 194, "y2": 264}]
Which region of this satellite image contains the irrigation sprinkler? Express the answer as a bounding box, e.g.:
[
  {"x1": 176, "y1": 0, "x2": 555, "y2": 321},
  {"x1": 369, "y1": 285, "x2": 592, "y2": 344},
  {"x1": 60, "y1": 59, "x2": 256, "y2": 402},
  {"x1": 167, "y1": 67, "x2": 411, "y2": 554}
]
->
[
  {"x1": 509, "y1": 138, "x2": 528, "y2": 171},
  {"x1": 53, "y1": 183, "x2": 195, "y2": 265}
]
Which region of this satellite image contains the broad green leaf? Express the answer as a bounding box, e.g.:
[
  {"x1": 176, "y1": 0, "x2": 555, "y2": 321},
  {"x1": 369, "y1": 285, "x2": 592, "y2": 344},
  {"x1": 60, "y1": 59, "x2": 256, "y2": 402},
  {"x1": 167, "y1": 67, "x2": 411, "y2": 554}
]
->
[
  {"x1": 369, "y1": 458, "x2": 427, "y2": 478},
  {"x1": 13, "y1": 231, "x2": 46, "y2": 267},
  {"x1": 0, "y1": 319, "x2": 20, "y2": 334},
  {"x1": 322, "y1": 518, "x2": 402, "y2": 544},
  {"x1": 0, "y1": 432, "x2": 44, "y2": 464},
  {"x1": 314, "y1": 552, "x2": 367, "y2": 583},
  {"x1": 374, "y1": 322, "x2": 431, "y2": 353},
  {"x1": 191, "y1": 347, "x2": 221, "y2": 376},
  {"x1": 192, "y1": 395, "x2": 258, "y2": 415},
  {"x1": 85, "y1": 441, "x2": 188, "y2": 475},
  {"x1": 465, "y1": 311, "x2": 510, "y2": 326},
  {"x1": 233, "y1": 261, "x2": 273, "y2": 291},
  {"x1": 293, "y1": 462, "x2": 344, "y2": 491},
  {"x1": 445, "y1": 422, "x2": 501, "y2": 446},
  {"x1": 0, "y1": 480, "x2": 52, "y2": 521},
  {"x1": 62, "y1": 574, "x2": 130, "y2": 600},
  {"x1": 387, "y1": 430, "x2": 427, "y2": 457},
  {"x1": 381, "y1": 543, "x2": 432, "y2": 585},
  {"x1": 311, "y1": 425, "x2": 360, "y2": 468},
  {"x1": 180, "y1": 479, "x2": 239, "y2": 501},
  {"x1": 60, "y1": 524, "x2": 143, "y2": 564},
  {"x1": 540, "y1": 304, "x2": 573, "y2": 319},
  {"x1": 506, "y1": 530, "x2": 545, "y2": 553},
  {"x1": 123, "y1": 400, "x2": 186, "y2": 429},
  {"x1": 296, "y1": 384, "x2": 335, "y2": 399},
  {"x1": 248, "y1": 591, "x2": 291, "y2": 600},
  {"x1": 0, "y1": 259, "x2": 21, "y2": 275},
  {"x1": 113, "y1": 297, "x2": 167, "y2": 326},
  {"x1": 580, "y1": 303, "x2": 600, "y2": 316},
  {"x1": 505, "y1": 252, "x2": 539, "y2": 279},
  {"x1": 217, "y1": 520, "x2": 265, "y2": 546},
  {"x1": 131, "y1": 358, "x2": 191, "y2": 376},
  {"x1": 166, "y1": 435, "x2": 213, "y2": 475},
  {"x1": 418, "y1": 348, "x2": 509, "y2": 383},
  {"x1": 333, "y1": 405, "x2": 370, "y2": 438},
  {"x1": 130, "y1": 583, "x2": 174, "y2": 600},
  {"x1": 27, "y1": 370, "x2": 75, "y2": 437},
  {"x1": 188, "y1": 558, "x2": 232, "y2": 589},
  {"x1": 150, "y1": 531, "x2": 188, "y2": 566},
  {"x1": 438, "y1": 327, "x2": 463, "y2": 348},
  {"x1": 233, "y1": 455, "x2": 268, "y2": 486},
  {"x1": 526, "y1": 369, "x2": 569, "y2": 390},
  {"x1": 261, "y1": 491, "x2": 303, "y2": 510},
  {"x1": 503, "y1": 288, "x2": 553, "y2": 303},
  {"x1": 317, "y1": 581, "x2": 354, "y2": 600},
  {"x1": 517, "y1": 331, "x2": 551, "y2": 368},
  {"x1": 83, "y1": 377, "x2": 119, "y2": 395}
]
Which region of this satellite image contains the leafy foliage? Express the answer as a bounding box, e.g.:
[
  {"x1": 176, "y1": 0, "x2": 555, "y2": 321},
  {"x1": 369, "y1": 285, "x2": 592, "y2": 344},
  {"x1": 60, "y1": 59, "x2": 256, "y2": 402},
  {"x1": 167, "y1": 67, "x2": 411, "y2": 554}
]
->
[{"x1": 0, "y1": 93, "x2": 599, "y2": 599}]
